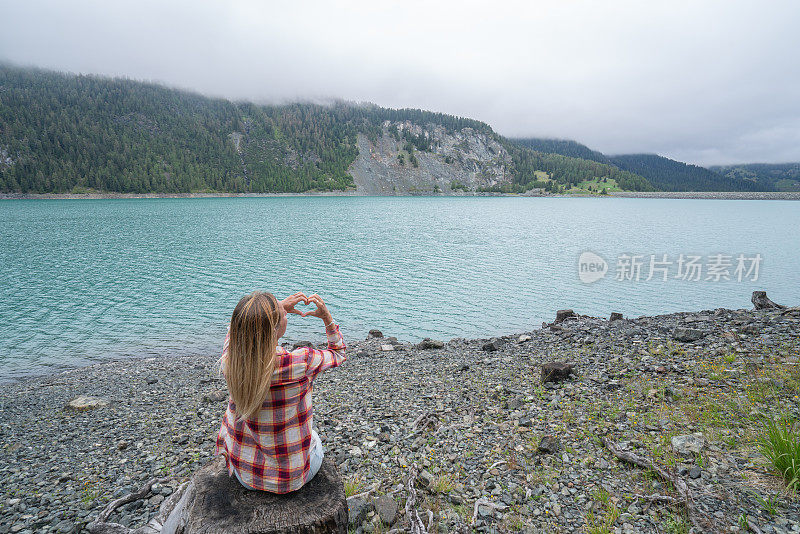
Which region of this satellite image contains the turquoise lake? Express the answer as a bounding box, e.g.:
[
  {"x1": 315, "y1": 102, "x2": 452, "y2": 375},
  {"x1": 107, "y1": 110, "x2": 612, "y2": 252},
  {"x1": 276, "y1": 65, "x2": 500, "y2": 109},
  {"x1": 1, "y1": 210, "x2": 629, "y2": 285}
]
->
[{"x1": 1, "y1": 197, "x2": 798, "y2": 381}]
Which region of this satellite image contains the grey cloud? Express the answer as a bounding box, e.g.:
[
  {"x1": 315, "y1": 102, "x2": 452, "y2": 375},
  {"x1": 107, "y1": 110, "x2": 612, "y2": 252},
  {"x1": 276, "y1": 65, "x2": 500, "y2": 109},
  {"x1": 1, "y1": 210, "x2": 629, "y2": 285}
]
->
[{"x1": 1, "y1": 0, "x2": 799, "y2": 165}]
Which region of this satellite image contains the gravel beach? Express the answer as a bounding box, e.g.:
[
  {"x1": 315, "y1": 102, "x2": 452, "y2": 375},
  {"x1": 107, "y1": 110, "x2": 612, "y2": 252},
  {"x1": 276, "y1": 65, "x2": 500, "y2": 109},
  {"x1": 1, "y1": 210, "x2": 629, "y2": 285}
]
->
[{"x1": 1, "y1": 304, "x2": 799, "y2": 533}]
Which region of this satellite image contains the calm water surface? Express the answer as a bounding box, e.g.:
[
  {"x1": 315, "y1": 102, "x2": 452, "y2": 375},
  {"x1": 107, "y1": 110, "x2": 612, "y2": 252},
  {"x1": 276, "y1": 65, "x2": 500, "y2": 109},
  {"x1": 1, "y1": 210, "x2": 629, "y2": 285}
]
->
[{"x1": 1, "y1": 197, "x2": 798, "y2": 381}]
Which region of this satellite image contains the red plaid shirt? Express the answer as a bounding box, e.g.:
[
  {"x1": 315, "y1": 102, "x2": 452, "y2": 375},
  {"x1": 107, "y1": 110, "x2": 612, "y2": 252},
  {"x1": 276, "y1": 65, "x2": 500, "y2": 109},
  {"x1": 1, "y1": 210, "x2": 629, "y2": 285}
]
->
[{"x1": 214, "y1": 323, "x2": 346, "y2": 493}]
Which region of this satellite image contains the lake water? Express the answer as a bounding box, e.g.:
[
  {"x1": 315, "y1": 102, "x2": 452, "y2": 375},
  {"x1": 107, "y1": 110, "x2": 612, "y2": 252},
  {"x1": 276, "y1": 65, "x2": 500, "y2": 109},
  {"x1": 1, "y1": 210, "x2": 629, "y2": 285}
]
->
[{"x1": 1, "y1": 196, "x2": 798, "y2": 381}]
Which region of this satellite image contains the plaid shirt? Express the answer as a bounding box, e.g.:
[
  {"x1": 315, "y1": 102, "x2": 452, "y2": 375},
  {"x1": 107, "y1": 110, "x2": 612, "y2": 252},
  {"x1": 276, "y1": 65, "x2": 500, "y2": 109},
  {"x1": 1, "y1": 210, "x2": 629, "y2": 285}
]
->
[{"x1": 214, "y1": 322, "x2": 346, "y2": 493}]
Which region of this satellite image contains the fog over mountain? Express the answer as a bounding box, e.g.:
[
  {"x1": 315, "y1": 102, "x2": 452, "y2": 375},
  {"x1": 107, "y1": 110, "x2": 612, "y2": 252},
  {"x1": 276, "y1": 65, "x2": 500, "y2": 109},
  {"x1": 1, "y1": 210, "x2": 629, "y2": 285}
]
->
[{"x1": 1, "y1": 0, "x2": 799, "y2": 166}]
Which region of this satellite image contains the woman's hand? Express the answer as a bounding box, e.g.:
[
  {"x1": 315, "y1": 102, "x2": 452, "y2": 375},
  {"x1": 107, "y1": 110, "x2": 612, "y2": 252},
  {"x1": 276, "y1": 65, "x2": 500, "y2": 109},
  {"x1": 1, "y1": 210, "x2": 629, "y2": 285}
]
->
[
  {"x1": 279, "y1": 292, "x2": 308, "y2": 316},
  {"x1": 301, "y1": 293, "x2": 333, "y2": 325}
]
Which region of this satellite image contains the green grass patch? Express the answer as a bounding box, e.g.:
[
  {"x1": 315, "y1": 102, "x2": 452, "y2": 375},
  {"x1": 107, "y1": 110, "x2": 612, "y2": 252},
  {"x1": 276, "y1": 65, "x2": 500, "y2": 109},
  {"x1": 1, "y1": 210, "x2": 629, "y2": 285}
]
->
[
  {"x1": 566, "y1": 177, "x2": 623, "y2": 194},
  {"x1": 343, "y1": 474, "x2": 365, "y2": 497},
  {"x1": 758, "y1": 417, "x2": 800, "y2": 492},
  {"x1": 431, "y1": 474, "x2": 456, "y2": 494}
]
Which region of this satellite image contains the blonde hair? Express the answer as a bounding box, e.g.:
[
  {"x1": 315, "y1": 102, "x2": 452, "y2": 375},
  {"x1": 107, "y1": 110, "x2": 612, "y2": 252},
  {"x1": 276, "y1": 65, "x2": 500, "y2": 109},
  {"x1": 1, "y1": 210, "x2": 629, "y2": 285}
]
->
[{"x1": 222, "y1": 291, "x2": 281, "y2": 421}]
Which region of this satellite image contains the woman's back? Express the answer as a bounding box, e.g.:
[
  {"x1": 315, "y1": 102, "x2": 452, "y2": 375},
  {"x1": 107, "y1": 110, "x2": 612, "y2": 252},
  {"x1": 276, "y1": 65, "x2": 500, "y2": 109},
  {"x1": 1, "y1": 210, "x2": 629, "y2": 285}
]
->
[{"x1": 215, "y1": 291, "x2": 346, "y2": 493}]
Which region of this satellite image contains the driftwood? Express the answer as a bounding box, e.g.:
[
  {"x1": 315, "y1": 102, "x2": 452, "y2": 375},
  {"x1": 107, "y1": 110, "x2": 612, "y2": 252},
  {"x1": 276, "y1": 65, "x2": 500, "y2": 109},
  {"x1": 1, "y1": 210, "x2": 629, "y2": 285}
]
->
[
  {"x1": 346, "y1": 483, "x2": 378, "y2": 503},
  {"x1": 632, "y1": 493, "x2": 683, "y2": 505},
  {"x1": 603, "y1": 438, "x2": 711, "y2": 532},
  {"x1": 404, "y1": 468, "x2": 428, "y2": 534},
  {"x1": 752, "y1": 291, "x2": 786, "y2": 310},
  {"x1": 87, "y1": 476, "x2": 177, "y2": 534},
  {"x1": 403, "y1": 412, "x2": 441, "y2": 440},
  {"x1": 91, "y1": 456, "x2": 347, "y2": 534}
]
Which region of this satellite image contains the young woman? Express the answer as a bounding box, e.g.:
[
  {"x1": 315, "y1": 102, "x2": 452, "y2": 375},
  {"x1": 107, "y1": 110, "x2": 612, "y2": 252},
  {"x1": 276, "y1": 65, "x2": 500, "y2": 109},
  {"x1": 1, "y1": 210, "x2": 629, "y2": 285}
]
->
[{"x1": 214, "y1": 290, "x2": 346, "y2": 493}]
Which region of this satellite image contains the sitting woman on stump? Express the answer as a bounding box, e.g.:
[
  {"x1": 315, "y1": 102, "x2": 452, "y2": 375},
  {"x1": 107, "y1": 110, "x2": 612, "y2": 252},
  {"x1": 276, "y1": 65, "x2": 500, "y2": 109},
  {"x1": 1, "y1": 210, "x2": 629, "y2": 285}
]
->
[{"x1": 215, "y1": 290, "x2": 346, "y2": 493}]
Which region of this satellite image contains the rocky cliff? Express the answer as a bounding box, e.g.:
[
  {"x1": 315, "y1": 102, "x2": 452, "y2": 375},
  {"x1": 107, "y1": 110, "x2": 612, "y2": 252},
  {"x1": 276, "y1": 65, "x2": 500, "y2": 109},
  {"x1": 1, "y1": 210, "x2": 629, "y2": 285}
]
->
[{"x1": 348, "y1": 121, "x2": 514, "y2": 194}]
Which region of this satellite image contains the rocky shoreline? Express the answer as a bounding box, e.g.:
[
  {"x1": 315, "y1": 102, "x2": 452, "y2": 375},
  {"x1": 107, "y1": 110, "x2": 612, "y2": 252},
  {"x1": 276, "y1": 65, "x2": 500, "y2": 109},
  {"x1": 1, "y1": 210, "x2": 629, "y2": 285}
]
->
[{"x1": 1, "y1": 304, "x2": 799, "y2": 533}]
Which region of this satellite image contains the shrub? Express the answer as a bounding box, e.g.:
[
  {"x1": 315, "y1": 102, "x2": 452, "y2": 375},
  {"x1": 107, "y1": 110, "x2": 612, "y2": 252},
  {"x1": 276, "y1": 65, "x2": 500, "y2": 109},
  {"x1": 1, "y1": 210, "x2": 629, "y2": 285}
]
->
[
  {"x1": 758, "y1": 417, "x2": 800, "y2": 492},
  {"x1": 431, "y1": 474, "x2": 455, "y2": 494}
]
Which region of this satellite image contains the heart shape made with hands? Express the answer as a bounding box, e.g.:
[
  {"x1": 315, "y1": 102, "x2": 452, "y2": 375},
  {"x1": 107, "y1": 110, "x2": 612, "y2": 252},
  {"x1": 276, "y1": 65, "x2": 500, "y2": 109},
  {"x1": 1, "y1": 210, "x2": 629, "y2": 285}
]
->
[
  {"x1": 293, "y1": 299, "x2": 315, "y2": 313},
  {"x1": 283, "y1": 294, "x2": 324, "y2": 318}
]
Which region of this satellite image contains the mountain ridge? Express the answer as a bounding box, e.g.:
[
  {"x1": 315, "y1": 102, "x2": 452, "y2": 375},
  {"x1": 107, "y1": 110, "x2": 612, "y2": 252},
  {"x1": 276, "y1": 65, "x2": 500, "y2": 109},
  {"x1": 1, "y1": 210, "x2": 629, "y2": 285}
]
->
[
  {"x1": 510, "y1": 138, "x2": 774, "y2": 192},
  {"x1": 709, "y1": 163, "x2": 800, "y2": 192},
  {"x1": 0, "y1": 63, "x2": 782, "y2": 194}
]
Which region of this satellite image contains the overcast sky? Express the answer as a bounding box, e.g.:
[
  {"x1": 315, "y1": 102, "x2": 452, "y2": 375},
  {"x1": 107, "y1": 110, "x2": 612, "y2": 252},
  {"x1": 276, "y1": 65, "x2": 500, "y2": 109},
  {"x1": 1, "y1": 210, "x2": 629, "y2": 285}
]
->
[{"x1": 2, "y1": 0, "x2": 799, "y2": 166}]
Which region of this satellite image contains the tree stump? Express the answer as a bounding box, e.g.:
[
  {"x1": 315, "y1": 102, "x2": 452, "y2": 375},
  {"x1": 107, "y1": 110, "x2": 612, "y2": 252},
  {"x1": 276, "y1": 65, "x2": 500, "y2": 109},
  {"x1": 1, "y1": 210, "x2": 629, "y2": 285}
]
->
[
  {"x1": 167, "y1": 455, "x2": 347, "y2": 534},
  {"x1": 751, "y1": 291, "x2": 785, "y2": 310},
  {"x1": 554, "y1": 309, "x2": 576, "y2": 323}
]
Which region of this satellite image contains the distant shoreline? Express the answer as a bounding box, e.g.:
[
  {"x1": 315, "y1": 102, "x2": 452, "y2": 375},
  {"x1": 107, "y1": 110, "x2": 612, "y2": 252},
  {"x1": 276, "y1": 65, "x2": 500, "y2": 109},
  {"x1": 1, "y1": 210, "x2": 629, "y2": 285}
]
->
[
  {"x1": 1, "y1": 190, "x2": 799, "y2": 200},
  {"x1": 609, "y1": 191, "x2": 800, "y2": 200}
]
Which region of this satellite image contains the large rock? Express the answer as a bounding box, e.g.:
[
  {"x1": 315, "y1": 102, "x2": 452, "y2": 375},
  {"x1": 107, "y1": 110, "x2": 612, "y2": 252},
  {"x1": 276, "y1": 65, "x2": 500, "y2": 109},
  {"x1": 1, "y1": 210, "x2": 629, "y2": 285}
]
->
[
  {"x1": 672, "y1": 327, "x2": 705, "y2": 342},
  {"x1": 65, "y1": 395, "x2": 110, "y2": 411},
  {"x1": 202, "y1": 390, "x2": 228, "y2": 403},
  {"x1": 373, "y1": 494, "x2": 398, "y2": 526},
  {"x1": 482, "y1": 339, "x2": 502, "y2": 352},
  {"x1": 415, "y1": 470, "x2": 435, "y2": 491},
  {"x1": 347, "y1": 496, "x2": 372, "y2": 527},
  {"x1": 417, "y1": 338, "x2": 444, "y2": 350},
  {"x1": 671, "y1": 433, "x2": 705, "y2": 457},
  {"x1": 541, "y1": 362, "x2": 575, "y2": 383},
  {"x1": 161, "y1": 455, "x2": 347, "y2": 533},
  {"x1": 538, "y1": 435, "x2": 561, "y2": 454},
  {"x1": 367, "y1": 329, "x2": 384, "y2": 339}
]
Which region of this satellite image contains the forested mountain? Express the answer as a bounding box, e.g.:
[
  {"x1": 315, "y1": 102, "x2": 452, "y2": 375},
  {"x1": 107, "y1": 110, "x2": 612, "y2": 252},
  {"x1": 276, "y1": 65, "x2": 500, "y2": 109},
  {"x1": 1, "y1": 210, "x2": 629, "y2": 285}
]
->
[
  {"x1": 709, "y1": 163, "x2": 800, "y2": 192},
  {"x1": 502, "y1": 144, "x2": 653, "y2": 192},
  {"x1": 510, "y1": 138, "x2": 610, "y2": 165},
  {"x1": 608, "y1": 154, "x2": 766, "y2": 192},
  {"x1": 504, "y1": 138, "x2": 653, "y2": 192},
  {"x1": 0, "y1": 64, "x2": 658, "y2": 194},
  {"x1": 0, "y1": 63, "x2": 767, "y2": 195},
  {"x1": 511, "y1": 139, "x2": 787, "y2": 193}
]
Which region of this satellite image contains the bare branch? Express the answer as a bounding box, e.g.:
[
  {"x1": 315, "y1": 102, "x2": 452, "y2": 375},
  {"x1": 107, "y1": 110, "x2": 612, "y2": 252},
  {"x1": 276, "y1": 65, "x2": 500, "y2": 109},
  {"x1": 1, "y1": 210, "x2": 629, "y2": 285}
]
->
[
  {"x1": 603, "y1": 438, "x2": 711, "y2": 533},
  {"x1": 347, "y1": 483, "x2": 379, "y2": 502},
  {"x1": 405, "y1": 467, "x2": 428, "y2": 534},
  {"x1": 633, "y1": 493, "x2": 685, "y2": 504},
  {"x1": 89, "y1": 476, "x2": 174, "y2": 529}
]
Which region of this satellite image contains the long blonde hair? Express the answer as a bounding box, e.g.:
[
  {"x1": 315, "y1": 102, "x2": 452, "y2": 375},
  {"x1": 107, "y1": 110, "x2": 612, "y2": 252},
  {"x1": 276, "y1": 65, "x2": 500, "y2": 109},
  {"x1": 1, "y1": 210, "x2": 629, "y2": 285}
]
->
[{"x1": 223, "y1": 291, "x2": 281, "y2": 421}]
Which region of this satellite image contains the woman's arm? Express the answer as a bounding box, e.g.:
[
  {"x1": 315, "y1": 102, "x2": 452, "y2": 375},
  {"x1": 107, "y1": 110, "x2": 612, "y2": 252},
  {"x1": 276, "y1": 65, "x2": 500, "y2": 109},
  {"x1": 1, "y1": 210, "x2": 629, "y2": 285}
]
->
[
  {"x1": 303, "y1": 294, "x2": 346, "y2": 378},
  {"x1": 218, "y1": 323, "x2": 230, "y2": 378}
]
